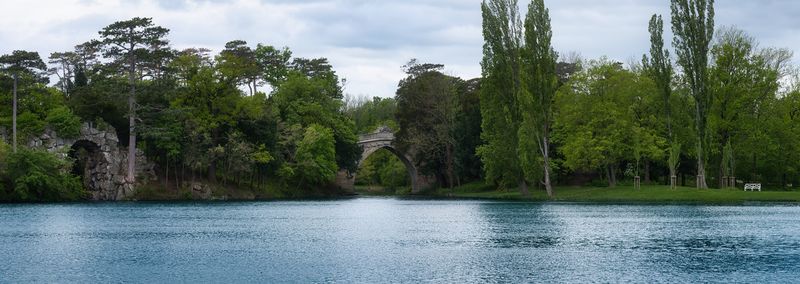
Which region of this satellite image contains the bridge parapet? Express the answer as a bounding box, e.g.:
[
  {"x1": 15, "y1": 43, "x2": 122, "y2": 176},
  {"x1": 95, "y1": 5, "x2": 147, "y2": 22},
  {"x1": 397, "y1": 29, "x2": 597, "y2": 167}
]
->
[{"x1": 357, "y1": 126, "x2": 395, "y2": 143}]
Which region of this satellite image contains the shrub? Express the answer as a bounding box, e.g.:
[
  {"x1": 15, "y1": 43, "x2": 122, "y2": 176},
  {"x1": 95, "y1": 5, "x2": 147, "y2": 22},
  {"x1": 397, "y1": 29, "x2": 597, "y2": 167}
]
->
[
  {"x1": 45, "y1": 106, "x2": 82, "y2": 138},
  {"x1": 17, "y1": 112, "x2": 45, "y2": 140},
  {"x1": 5, "y1": 149, "x2": 85, "y2": 202}
]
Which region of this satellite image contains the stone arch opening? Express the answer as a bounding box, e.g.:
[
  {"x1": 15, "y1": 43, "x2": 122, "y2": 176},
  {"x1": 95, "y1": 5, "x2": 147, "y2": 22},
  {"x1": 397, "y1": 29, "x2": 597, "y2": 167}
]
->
[
  {"x1": 353, "y1": 146, "x2": 414, "y2": 193},
  {"x1": 68, "y1": 140, "x2": 107, "y2": 192}
]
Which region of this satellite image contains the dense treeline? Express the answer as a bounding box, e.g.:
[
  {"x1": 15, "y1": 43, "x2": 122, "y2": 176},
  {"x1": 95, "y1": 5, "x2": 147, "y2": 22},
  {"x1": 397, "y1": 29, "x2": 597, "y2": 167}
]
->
[
  {"x1": 474, "y1": 0, "x2": 800, "y2": 195},
  {"x1": 0, "y1": 17, "x2": 362, "y2": 200},
  {"x1": 1, "y1": 0, "x2": 798, "y2": 201}
]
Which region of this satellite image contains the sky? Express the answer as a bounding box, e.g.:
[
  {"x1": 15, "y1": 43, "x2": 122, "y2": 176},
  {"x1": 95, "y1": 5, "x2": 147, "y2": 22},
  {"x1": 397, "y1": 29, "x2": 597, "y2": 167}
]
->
[{"x1": 0, "y1": 0, "x2": 797, "y2": 98}]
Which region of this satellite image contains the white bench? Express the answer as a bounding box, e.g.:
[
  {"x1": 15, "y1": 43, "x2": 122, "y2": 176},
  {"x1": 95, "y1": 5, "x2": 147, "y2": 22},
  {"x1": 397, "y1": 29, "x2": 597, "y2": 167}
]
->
[{"x1": 744, "y1": 183, "x2": 761, "y2": 192}]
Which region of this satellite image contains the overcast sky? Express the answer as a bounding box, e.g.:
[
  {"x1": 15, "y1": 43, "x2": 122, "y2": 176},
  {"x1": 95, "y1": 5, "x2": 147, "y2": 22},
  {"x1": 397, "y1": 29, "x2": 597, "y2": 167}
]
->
[{"x1": 0, "y1": 0, "x2": 797, "y2": 97}]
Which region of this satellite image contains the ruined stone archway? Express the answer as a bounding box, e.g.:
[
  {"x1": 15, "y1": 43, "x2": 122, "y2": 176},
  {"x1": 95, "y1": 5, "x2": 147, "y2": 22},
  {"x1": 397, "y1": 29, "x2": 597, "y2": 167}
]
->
[
  {"x1": 69, "y1": 140, "x2": 108, "y2": 196},
  {"x1": 26, "y1": 122, "x2": 155, "y2": 200},
  {"x1": 335, "y1": 127, "x2": 435, "y2": 193}
]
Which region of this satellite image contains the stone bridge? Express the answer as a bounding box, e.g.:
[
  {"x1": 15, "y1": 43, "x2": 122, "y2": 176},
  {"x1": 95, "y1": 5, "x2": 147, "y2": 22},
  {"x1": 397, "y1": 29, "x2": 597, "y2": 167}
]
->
[
  {"x1": 26, "y1": 123, "x2": 154, "y2": 201},
  {"x1": 336, "y1": 127, "x2": 435, "y2": 193}
]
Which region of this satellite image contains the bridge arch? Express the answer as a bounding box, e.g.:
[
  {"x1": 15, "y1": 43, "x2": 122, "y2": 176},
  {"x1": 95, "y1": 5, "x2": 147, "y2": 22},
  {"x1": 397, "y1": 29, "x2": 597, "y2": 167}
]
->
[{"x1": 336, "y1": 126, "x2": 434, "y2": 193}]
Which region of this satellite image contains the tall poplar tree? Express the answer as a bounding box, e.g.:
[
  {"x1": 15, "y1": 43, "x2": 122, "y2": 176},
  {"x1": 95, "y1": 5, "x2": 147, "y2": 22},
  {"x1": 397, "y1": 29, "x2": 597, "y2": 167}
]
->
[
  {"x1": 670, "y1": 0, "x2": 714, "y2": 189},
  {"x1": 642, "y1": 14, "x2": 677, "y2": 186},
  {"x1": 478, "y1": 0, "x2": 527, "y2": 195},
  {"x1": 98, "y1": 17, "x2": 169, "y2": 183},
  {"x1": 0, "y1": 50, "x2": 46, "y2": 153},
  {"x1": 520, "y1": 0, "x2": 558, "y2": 197}
]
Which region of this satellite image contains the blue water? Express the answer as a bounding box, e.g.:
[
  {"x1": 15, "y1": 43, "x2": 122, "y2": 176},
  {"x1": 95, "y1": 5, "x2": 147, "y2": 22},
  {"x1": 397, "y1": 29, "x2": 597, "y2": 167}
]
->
[{"x1": 0, "y1": 198, "x2": 798, "y2": 283}]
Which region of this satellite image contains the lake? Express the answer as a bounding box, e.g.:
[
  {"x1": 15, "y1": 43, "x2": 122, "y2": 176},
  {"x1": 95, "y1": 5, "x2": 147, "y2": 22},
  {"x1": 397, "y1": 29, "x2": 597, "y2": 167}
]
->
[{"x1": 1, "y1": 198, "x2": 798, "y2": 283}]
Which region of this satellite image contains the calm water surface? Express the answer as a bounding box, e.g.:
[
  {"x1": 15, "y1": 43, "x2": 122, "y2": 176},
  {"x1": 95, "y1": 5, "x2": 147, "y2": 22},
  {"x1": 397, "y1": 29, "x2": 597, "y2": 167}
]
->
[{"x1": 0, "y1": 198, "x2": 798, "y2": 283}]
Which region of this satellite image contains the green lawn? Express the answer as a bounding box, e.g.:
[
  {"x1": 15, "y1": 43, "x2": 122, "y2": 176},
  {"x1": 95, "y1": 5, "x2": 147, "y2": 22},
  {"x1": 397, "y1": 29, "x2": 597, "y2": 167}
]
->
[{"x1": 434, "y1": 182, "x2": 800, "y2": 204}]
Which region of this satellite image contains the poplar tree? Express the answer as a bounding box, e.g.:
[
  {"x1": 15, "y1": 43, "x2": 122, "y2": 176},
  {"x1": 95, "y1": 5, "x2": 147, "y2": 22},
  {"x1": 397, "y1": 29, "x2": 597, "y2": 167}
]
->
[
  {"x1": 478, "y1": 0, "x2": 527, "y2": 195},
  {"x1": 520, "y1": 0, "x2": 558, "y2": 197},
  {"x1": 0, "y1": 50, "x2": 46, "y2": 152},
  {"x1": 98, "y1": 17, "x2": 169, "y2": 183},
  {"x1": 670, "y1": 0, "x2": 714, "y2": 189},
  {"x1": 642, "y1": 14, "x2": 677, "y2": 186}
]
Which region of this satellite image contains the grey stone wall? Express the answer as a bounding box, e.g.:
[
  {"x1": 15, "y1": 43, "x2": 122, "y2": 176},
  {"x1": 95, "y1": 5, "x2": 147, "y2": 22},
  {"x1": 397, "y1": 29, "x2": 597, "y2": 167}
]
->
[{"x1": 24, "y1": 123, "x2": 155, "y2": 201}]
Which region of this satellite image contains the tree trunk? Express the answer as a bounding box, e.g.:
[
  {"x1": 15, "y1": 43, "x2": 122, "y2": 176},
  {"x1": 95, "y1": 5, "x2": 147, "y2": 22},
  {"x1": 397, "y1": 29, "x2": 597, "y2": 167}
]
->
[
  {"x1": 644, "y1": 160, "x2": 651, "y2": 184},
  {"x1": 175, "y1": 161, "x2": 180, "y2": 191},
  {"x1": 752, "y1": 154, "x2": 757, "y2": 183},
  {"x1": 542, "y1": 134, "x2": 554, "y2": 198},
  {"x1": 165, "y1": 157, "x2": 169, "y2": 189},
  {"x1": 681, "y1": 173, "x2": 686, "y2": 186},
  {"x1": 126, "y1": 58, "x2": 137, "y2": 183},
  {"x1": 12, "y1": 74, "x2": 17, "y2": 153},
  {"x1": 519, "y1": 179, "x2": 530, "y2": 197},
  {"x1": 695, "y1": 102, "x2": 708, "y2": 189},
  {"x1": 696, "y1": 153, "x2": 708, "y2": 189},
  {"x1": 610, "y1": 165, "x2": 618, "y2": 187},
  {"x1": 208, "y1": 160, "x2": 217, "y2": 183},
  {"x1": 446, "y1": 143, "x2": 455, "y2": 189}
]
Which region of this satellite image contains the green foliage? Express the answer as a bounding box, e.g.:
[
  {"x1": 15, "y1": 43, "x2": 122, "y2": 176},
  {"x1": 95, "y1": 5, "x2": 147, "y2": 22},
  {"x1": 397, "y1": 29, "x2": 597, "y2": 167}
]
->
[
  {"x1": 345, "y1": 96, "x2": 398, "y2": 134},
  {"x1": 16, "y1": 112, "x2": 45, "y2": 140},
  {"x1": 479, "y1": 0, "x2": 525, "y2": 189},
  {"x1": 45, "y1": 106, "x2": 81, "y2": 138},
  {"x1": 0, "y1": 50, "x2": 47, "y2": 78},
  {"x1": 520, "y1": 0, "x2": 558, "y2": 195},
  {"x1": 293, "y1": 124, "x2": 338, "y2": 186},
  {"x1": 671, "y1": 0, "x2": 715, "y2": 188},
  {"x1": 356, "y1": 149, "x2": 409, "y2": 189},
  {"x1": 396, "y1": 60, "x2": 459, "y2": 187},
  {"x1": 3, "y1": 148, "x2": 85, "y2": 202},
  {"x1": 554, "y1": 60, "x2": 665, "y2": 186},
  {"x1": 272, "y1": 71, "x2": 360, "y2": 173}
]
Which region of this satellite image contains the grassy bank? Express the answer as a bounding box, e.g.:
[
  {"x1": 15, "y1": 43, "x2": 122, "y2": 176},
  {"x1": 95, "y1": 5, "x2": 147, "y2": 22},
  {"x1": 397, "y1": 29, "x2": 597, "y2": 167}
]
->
[{"x1": 432, "y1": 182, "x2": 800, "y2": 204}]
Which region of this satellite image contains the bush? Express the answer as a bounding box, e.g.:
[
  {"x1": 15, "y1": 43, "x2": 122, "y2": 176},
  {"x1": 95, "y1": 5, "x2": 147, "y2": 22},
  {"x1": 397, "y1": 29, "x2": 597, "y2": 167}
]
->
[
  {"x1": 293, "y1": 124, "x2": 337, "y2": 186},
  {"x1": 17, "y1": 112, "x2": 45, "y2": 140},
  {"x1": 46, "y1": 106, "x2": 82, "y2": 138},
  {"x1": 4, "y1": 149, "x2": 85, "y2": 202}
]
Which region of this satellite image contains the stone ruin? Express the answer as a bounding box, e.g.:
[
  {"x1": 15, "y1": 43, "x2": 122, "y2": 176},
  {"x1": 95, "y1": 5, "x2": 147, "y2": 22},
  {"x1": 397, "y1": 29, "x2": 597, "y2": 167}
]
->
[{"x1": 17, "y1": 123, "x2": 155, "y2": 201}]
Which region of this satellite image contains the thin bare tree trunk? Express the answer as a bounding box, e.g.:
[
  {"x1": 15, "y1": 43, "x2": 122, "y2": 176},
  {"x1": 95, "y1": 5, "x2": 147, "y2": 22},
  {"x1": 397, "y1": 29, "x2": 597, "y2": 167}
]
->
[
  {"x1": 12, "y1": 74, "x2": 17, "y2": 153},
  {"x1": 126, "y1": 58, "x2": 137, "y2": 183},
  {"x1": 542, "y1": 134, "x2": 553, "y2": 197}
]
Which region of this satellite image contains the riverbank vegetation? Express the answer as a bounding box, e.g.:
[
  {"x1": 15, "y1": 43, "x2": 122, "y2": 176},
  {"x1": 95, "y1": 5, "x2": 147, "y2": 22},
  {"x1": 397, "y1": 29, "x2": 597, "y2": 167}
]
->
[
  {"x1": 435, "y1": 182, "x2": 800, "y2": 204},
  {"x1": 1, "y1": 0, "x2": 799, "y2": 202}
]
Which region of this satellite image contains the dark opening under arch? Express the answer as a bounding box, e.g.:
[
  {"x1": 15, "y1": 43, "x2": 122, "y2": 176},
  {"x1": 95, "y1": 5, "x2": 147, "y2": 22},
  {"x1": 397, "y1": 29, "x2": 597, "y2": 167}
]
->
[{"x1": 68, "y1": 140, "x2": 104, "y2": 191}]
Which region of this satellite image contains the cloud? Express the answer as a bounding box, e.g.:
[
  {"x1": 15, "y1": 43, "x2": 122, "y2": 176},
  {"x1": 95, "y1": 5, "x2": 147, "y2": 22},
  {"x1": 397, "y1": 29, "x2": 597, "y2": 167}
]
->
[{"x1": 0, "y1": 0, "x2": 797, "y2": 97}]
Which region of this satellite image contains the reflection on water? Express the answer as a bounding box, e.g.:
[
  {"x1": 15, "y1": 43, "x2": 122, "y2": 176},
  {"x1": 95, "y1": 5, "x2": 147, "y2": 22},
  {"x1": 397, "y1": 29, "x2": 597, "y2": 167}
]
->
[{"x1": 0, "y1": 199, "x2": 798, "y2": 282}]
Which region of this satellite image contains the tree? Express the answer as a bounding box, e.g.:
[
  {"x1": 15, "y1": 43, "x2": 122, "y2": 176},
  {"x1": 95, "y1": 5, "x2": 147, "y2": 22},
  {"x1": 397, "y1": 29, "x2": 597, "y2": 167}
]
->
[
  {"x1": 555, "y1": 60, "x2": 664, "y2": 187},
  {"x1": 395, "y1": 60, "x2": 458, "y2": 188},
  {"x1": 642, "y1": 14, "x2": 677, "y2": 187},
  {"x1": 48, "y1": 51, "x2": 79, "y2": 96},
  {"x1": 0, "y1": 50, "x2": 46, "y2": 152},
  {"x1": 218, "y1": 40, "x2": 260, "y2": 95},
  {"x1": 98, "y1": 17, "x2": 169, "y2": 183},
  {"x1": 671, "y1": 0, "x2": 715, "y2": 189},
  {"x1": 293, "y1": 124, "x2": 337, "y2": 186},
  {"x1": 520, "y1": 0, "x2": 558, "y2": 197},
  {"x1": 254, "y1": 44, "x2": 292, "y2": 89},
  {"x1": 479, "y1": 0, "x2": 527, "y2": 194}
]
